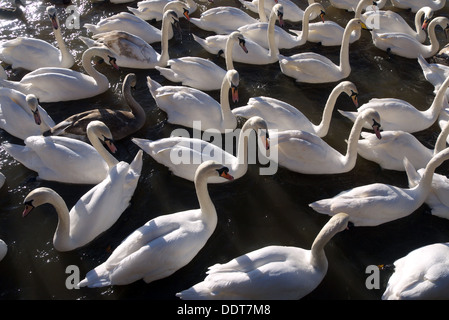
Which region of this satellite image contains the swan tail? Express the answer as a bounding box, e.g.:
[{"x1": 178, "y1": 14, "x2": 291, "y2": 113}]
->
[
  {"x1": 417, "y1": 54, "x2": 430, "y2": 71},
  {"x1": 337, "y1": 109, "x2": 358, "y2": 123},
  {"x1": 155, "y1": 66, "x2": 181, "y2": 84},
  {"x1": 129, "y1": 150, "x2": 143, "y2": 178},
  {"x1": 191, "y1": 34, "x2": 214, "y2": 53},
  {"x1": 78, "y1": 264, "x2": 112, "y2": 288},
  {"x1": 79, "y1": 36, "x2": 98, "y2": 48},
  {"x1": 84, "y1": 23, "x2": 99, "y2": 34},
  {"x1": 403, "y1": 157, "x2": 420, "y2": 188},
  {"x1": 127, "y1": 6, "x2": 141, "y2": 16},
  {"x1": 2, "y1": 142, "x2": 39, "y2": 170},
  {"x1": 146, "y1": 75, "x2": 162, "y2": 97},
  {"x1": 176, "y1": 283, "x2": 214, "y2": 300}
]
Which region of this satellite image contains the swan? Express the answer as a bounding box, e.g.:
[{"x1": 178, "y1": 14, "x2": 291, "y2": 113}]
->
[
  {"x1": 356, "y1": 120, "x2": 449, "y2": 171},
  {"x1": 291, "y1": 0, "x2": 375, "y2": 47},
  {"x1": 176, "y1": 213, "x2": 350, "y2": 300},
  {"x1": 0, "y1": 0, "x2": 25, "y2": 21},
  {"x1": 155, "y1": 31, "x2": 248, "y2": 91},
  {"x1": 0, "y1": 239, "x2": 6, "y2": 262},
  {"x1": 3, "y1": 121, "x2": 119, "y2": 185},
  {"x1": 232, "y1": 81, "x2": 359, "y2": 136},
  {"x1": 0, "y1": 89, "x2": 55, "y2": 140},
  {"x1": 77, "y1": 160, "x2": 234, "y2": 288},
  {"x1": 363, "y1": 6, "x2": 434, "y2": 43},
  {"x1": 42, "y1": 73, "x2": 146, "y2": 142},
  {"x1": 0, "y1": 65, "x2": 7, "y2": 80},
  {"x1": 128, "y1": 0, "x2": 210, "y2": 21},
  {"x1": 329, "y1": 0, "x2": 387, "y2": 11},
  {"x1": 0, "y1": 46, "x2": 118, "y2": 103},
  {"x1": 237, "y1": 2, "x2": 325, "y2": 50},
  {"x1": 188, "y1": 0, "x2": 268, "y2": 35},
  {"x1": 267, "y1": 108, "x2": 381, "y2": 174},
  {"x1": 417, "y1": 54, "x2": 449, "y2": 100},
  {"x1": 21, "y1": 150, "x2": 143, "y2": 252},
  {"x1": 79, "y1": 10, "x2": 179, "y2": 69},
  {"x1": 239, "y1": 0, "x2": 318, "y2": 23},
  {"x1": 131, "y1": 116, "x2": 269, "y2": 183},
  {"x1": 371, "y1": 16, "x2": 449, "y2": 59},
  {"x1": 147, "y1": 69, "x2": 239, "y2": 132},
  {"x1": 390, "y1": 0, "x2": 446, "y2": 12},
  {"x1": 381, "y1": 242, "x2": 449, "y2": 299},
  {"x1": 84, "y1": 2, "x2": 189, "y2": 44},
  {"x1": 338, "y1": 73, "x2": 449, "y2": 133},
  {"x1": 404, "y1": 155, "x2": 449, "y2": 220},
  {"x1": 309, "y1": 147, "x2": 449, "y2": 227},
  {"x1": 278, "y1": 18, "x2": 370, "y2": 84},
  {"x1": 192, "y1": 4, "x2": 283, "y2": 65},
  {"x1": 0, "y1": 6, "x2": 75, "y2": 71}
]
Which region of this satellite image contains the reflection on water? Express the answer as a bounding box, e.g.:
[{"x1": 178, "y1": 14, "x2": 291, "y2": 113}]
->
[{"x1": 0, "y1": 0, "x2": 449, "y2": 300}]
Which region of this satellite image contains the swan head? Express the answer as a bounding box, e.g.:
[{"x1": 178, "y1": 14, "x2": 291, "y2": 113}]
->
[
  {"x1": 229, "y1": 31, "x2": 248, "y2": 54},
  {"x1": 243, "y1": 116, "x2": 270, "y2": 150},
  {"x1": 272, "y1": 4, "x2": 284, "y2": 28},
  {"x1": 348, "y1": 18, "x2": 372, "y2": 32},
  {"x1": 86, "y1": 120, "x2": 117, "y2": 154},
  {"x1": 196, "y1": 160, "x2": 234, "y2": 182},
  {"x1": 328, "y1": 213, "x2": 351, "y2": 233},
  {"x1": 46, "y1": 6, "x2": 59, "y2": 30},
  {"x1": 226, "y1": 69, "x2": 240, "y2": 103},
  {"x1": 163, "y1": 1, "x2": 190, "y2": 21},
  {"x1": 339, "y1": 81, "x2": 359, "y2": 108},
  {"x1": 164, "y1": 10, "x2": 181, "y2": 35},
  {"x1": 88, "y1": 47, "x2": 119, "y2": 70},
  {"x1": 123, "y1": 73, "x2": 137, "y2": 90},
  {"x1": 306, "y1": 3, "x2": 326, "y2": 22},
  {"x1": 361, "y1": 108, "x2": 382, "y2": 139},
  {"x1": 22, "y1": 187, "x2": 58, "y2": 217},
  {"x1": 432, "y1": 17, "x2": 449, "y2": 38},
  {"x1": 25, "y1": 94, "x2": 41, "y2": 125},
  {"x1": 420, "y1": 7, "x2": 434, "y2": 30}
]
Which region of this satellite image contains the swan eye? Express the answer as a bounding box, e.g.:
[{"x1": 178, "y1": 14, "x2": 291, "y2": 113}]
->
[{"x1": 372, "y1": 119, "x2": 381, "y2": 129}]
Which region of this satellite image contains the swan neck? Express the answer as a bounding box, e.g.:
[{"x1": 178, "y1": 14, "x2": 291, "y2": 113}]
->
[
  {"x1": 258, "y1": 0, "x2": 267, "y2": 22},
  {"x1": 159, "y1": 14, "x2": 171, "y2": 65},
  {"x1": 267, "y1": 9, "x2": 280, "y2": 59},
  {"x1": 314, "y1": 87, "x2": 341, "y2": 136},
  {"x1": 44, "y1": 190, "x2": 72, "y2": 250},
  {"x1": 415, "y1": 148, "x2": 449, "y2": 199},
  {"x1": 343, "y1": 111, "x2": 368, "y2": 168},
  {"x1": 235, "y1": 122, "x2": 255, "y2": 174},
  {"x1": 310, "y1": 221, "x2": 339, "y2": 269},
  {"x1": 225, "y1": 36, "x2": 236, "y2": 71},
  {"x1": 82, "y1": 48, "x2": 108, "y2": 86},
  {"x1": 87, "y1": 129, "x2": 119, "y2": 168},
  {"x1": 219, "y1": 76, "x2": 237, "y2": 129},
  {"x1": 194, "y1": 171, "x2": 218, "y2": 229},
  {"x1": 434, "y1": 123, "x2": 449, "y2": 155},
  {"x1": 426, "y1": 76, "x2": 449, "y2": 118},
  {"x1": 426, "y1": 19, "x2": 442, "y2": 56},
  {"x1": 123, "y1": 82, "x2": 146, "y2": 128},
  {"x1": 52, "y1": 20, "x2": 72, "y2": 66},
  {"x1": 339, "y1": 21, "x2": 354, "y2": 74}
]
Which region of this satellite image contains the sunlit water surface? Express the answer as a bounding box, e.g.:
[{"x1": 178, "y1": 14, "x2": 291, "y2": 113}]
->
[{"x1": 0, "y1": 0, "x2": 449, "y2": 300}]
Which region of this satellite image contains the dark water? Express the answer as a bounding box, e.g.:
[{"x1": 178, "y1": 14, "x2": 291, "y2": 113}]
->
[{"x1": 0, "y1": 0, "x2": 449, "y2": 301}]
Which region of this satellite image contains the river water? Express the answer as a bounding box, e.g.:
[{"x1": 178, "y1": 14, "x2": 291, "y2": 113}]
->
[{"x1": 0, "y1": 0, "x2": 448, "y2": 301}]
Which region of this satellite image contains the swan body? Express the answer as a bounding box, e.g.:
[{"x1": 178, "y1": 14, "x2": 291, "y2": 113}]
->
[
  {"x1": 0, "y1": 47, "x2": 118, "y2": 103},
  {"x1": 404, "y1": 156, "x2": 449, "y2": 220},
  {"x1": 390, "y1": 0, "x2": 446, "y2": 12},
  {"x1": 0, "y1": 239, "x2": 6, "y2": 262},
  {"x1": 371, "y1": 17, "x2": 449, "y2": 59},
  {"x1": 382, "y1": 242, "x2": 449, "y2": 299},
  {"x1": 329, "y1": 0, "x2": 387, "y2": 11},
  {"x1": 85, "y1": 3, "x2": 189, "y2": 44},
  {"x1": 417, "y1": 54, "x2": 449, "y2": 100},
  {"x1": 278, "y1": 18, "x2": 369, "y2": 83},
  {"x1": 232, "y1": 81, "x2": 359, "y2": 136},
  {"x1": 3, "y1": 121, "x2": 118, "y2": 185},
  {"x1": 128, "y1": 0, "x2": 209, "y2": 21},
  {"x1": 237, "y1": 3, "x2": 325, "y2": 50},
  {"x1": 338, "y1": 73, "x2": 449, "y2": 133},
  {"x1": 268, "y1": 108, "x2": 382, "y2": 174},
  {"x1": 147, "y1": 69, "x2": 238, "y2": 132},
  {"x1": 0, "y1": 89, "x2": 55, "y2": 140},
  {"x1": 22, "y1": 150, "x2": 143, "y2": 252},
  {"x1": 80, "y1": 10, "x2": 179, "y2": 69},
  {"x1": 77, "y1": 160, "x2": 233, "y2": 288},
  {"x1": 192, "y1": 4, "x2": 283, "y2": 65},
  {"x1": 309, "y1": 147, "x2": 449, "y2": 227},
  {"x1": 132, "y1": 116, "x2": 269, "y2": 183},
  {"x1": 155, "y1": 31, "x2": 248, "y2": 91},
  {"x1": 0, "y1": 6, "x2": 75, "y2": 71},
  {"x1": 239, "y1": 0, "x2": 317, "y2": 23},
  {"x1": 176, "y1": 213, "x2": 350, "y2": 300}
]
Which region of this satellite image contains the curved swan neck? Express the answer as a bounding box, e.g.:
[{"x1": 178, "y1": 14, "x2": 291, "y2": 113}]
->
[
  {"x1": 414, "y1": 9, "x2": 426, "y2": 35},
  {"x1": 314, "y1": 86, "x2": 344, "y2": 136},
  {"x1": 123, "y1": 80, "x2": 146, "y2": 127},
  {"x1": 434, "y1": 122, "x2": 449, "y2": 155},
  {"x1": 267, "y1": 7, "x2": 280, "y2": 59},
  {"x1": 194, "y1": 169, "x2": 218, "y2": 228},
  {"x1": 81, "y1": 48, "x2": 109, "y2": 87},
  {"x1": 219, "y1": 75, "x2": 237, "y2": 129},
  {"x1": 339, "y1": 20, "x2": 357, "y2": 73},
  {"x1": 87, "y1": 128, "x2": 119, "y2": 168},
  {"x1": 414, "y1": 148, "x2": 449, "y2": 198},
  {"x1": 297, "y1": 5, "x2": 316, "y2": 44},
  {"x1": 425, "y1": 18, "x2": 445, "y2": 56},
  {"x1": 310, "y1": 218, "x2": 341, "y2": 268},
  {"x1": 424, "y1": 75, "x2": 449, "y2": 119},
  {"x1": 343, "y1": 111, "x2": 372, "y2": 167},
  {"x1": 235, "y1": 120, "x2": 257, "y2": 173},
  {"x1": 43, "y1": 189, "x2": 72, "y2": 250}
]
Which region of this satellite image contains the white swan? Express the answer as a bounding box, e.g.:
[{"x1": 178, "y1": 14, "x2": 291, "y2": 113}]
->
[
  {"x1": 77, "y1": 160, "x2": 233, "y2": 288},
  {"x1": 188, "y1": 0, "x2": 268, "y2": 35},
  {"x1": 381, "y1": 242, "x2": 449, "y2": 299},
  {"x1": 3, "y1": 121, "x2": 118, "y2": 185},
  {"x1": 278, "y1": 18, "x2": 370, "y2": 84},
  {"x1": 329, "y1": 0, "x2": 387, "y2": 11},
  {"x1": 404, "y1": 155, "x2": 449, "y2": 220},
  {"x1": 128, "y1": 0, "x2": 210, "y2": 21},
  {"x1": 0, "y1": 6, "x2": 75, "y2": 71},
  {"x1": 0, "y1": 65, "x2": 7, "y2": 80},
  {"x1": 237, "y1": 3, "x2": 325, "y2": 50},
  {"x1": 417, "y1": 54, "x2": 449, "y2": 101},
  {"x1": 131, "y1": 116, "x2": 269, "y2": 183},
  {"x1": 239, "y1": 0, "x2": 317, "y2": 23},
  {"x1": 85, "y1": 2, "x2": 189, "y2": 44},
  {"x1": 292, "y1": 0, "x2": 374, "y2": 47},
  {"x1": 155, "y1": 31, "x2": 248, "y2": 91},
  {"x1": 356, "y1": 120, "x2": 449, "y2": 171},
  {"x1": 80, "y1": 10, "x2": 179, "y2": 69},
  {"x1": 21, "y1": 150, "x2": 143, "y2": 252},
  {"x1": 371, "y1": 16, "x2": 449, "y2": 59},
  {"x1": 192, "y1": 4, "x2": 283, "y2": 65},
  {"x1": 267, "y1": 108, "x2": 382, "y2": 174},
  {"x1": 364, "y1": 6, "x2": 434, "y2": 43},
  {"x1": 0, "y1": 46, "x2": 118, "y2": 103},
  {"x1": 0, "y1": 239, "x2": 6, "y2": 262},
  {"x1": 176, "y1": 213, "x2": 350, "y2": 300},
  {"x1": 309, "y1": 147, "x2": 449, "y2": 227},
  {"x1": 232, "y1": 81, "x2": 359, "y2": 137},
  {"x1": 147, "y1": 69, "x2": 239, "y2": 132},
  {"x1": 42, "y1": 73, "x2": 146, "y2": 142},
  {"x1": 390, "y1": 0, "x2": 446, "y2": 12},
  {"x1": 0, "y1": 89, "x2": 55, "y2": 140},
  {"x1": 338, "y1": 73, "x2": 449, "y2": 133}
]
